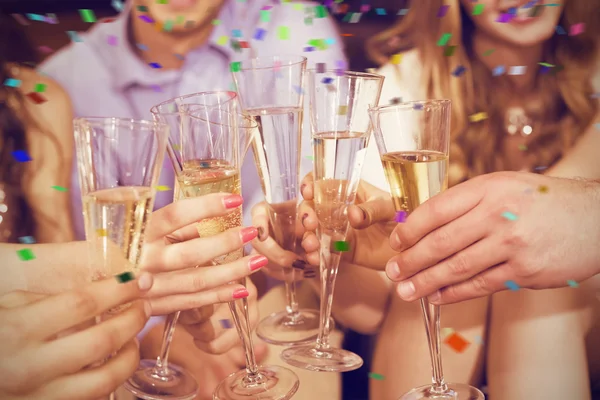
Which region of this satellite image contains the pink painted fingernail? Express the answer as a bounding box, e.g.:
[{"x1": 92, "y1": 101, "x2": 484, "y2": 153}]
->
[
  {"x1": 397, "y1": 281, "x2": 415, "y2": 299},
  {"x1": 233, "y1": 288, "x2": 249, "y2": 299},
  {"x1": 386, "y1": 261, "x2": 400, "y2": 280},
  {"x1": 223, "y1": 194, "x2": 243, "y2": 209},
  {"x1": 248, "y1": 255, "x2": 268, "y2": 271},
  {"x1": 240, "y1": 227, "x2": 258, "y2": 243}
]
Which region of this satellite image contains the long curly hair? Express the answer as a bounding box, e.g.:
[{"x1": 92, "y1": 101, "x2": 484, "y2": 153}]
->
[
  {"x1": 367, "y1": 0, "x2": 600, "y2": 186},
  {"x1": 0, "y1": 12, "x2": 41, "y2": 242}
]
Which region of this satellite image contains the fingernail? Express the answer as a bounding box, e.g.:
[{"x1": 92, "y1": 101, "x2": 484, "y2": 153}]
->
[
  {"x1": 248, "y1": 255, "x2": 268, "y2": 271},
  {"x1": 233, "y1": 288, "x2": 250, "y2": 299},
  {"x1": 137, "y1": 273, "x2": 153, "y2": 291},
  {"x1": 292, "y1": 260, "x2": 306, "y2": 270},
  {"x1": 386, "y1": 261, "x2": 400, "y2": 280},
  {"x1": 429, "y1": 291, "x2": 441, "y2": 303},
  {"x1": 240, "y1": 227, "x2": 259, "y2": 243},
  {"x1": 391, "y1": 232, "x2": 402, "y2": 248},
  {"x1": 257, "y1": 226, "x2": 265, "y2": 240},
  {"x1": 359, "y1": 206, "x2": 368, "y2": 221},
  {"x1": 301, "y1": 213, "x2": 309, "y2": 226},
  {"x1": 223, "y1": 194, "x2": 243, "y2": 209},
  {"x1": 144, "y1": 301, "x2": 152, "y2": 317},
  {"x1": 397, "y1": 281, "x2": 416, "y2": 299},
  {"x1": 301, "y1": 184, "x2": 307, "y2": 193}
]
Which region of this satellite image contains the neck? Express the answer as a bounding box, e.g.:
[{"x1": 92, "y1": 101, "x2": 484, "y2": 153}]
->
[
  {"x1": 473, "y1": 29, "x2": 543, "y2": 93},
  {"x1": 130, "y1": 11, "x2": 215, "y2": 70}
]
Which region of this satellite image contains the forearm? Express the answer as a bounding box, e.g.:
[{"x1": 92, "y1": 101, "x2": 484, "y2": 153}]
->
[{"x1": 309, "y1": 264, "x2": 392, "y2": 334}]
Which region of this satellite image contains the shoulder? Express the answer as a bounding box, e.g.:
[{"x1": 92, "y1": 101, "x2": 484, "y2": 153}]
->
[{"x1": 376, "y1": 49, "x2": 425, "y2": 106}]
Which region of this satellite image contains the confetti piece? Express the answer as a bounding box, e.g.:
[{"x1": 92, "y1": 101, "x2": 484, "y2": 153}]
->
[
  {"x1": 12, "y1": 150, "x2": 32, "y2": 162},
  {"x1": 38, "y1": 46, "x2": 54, "y2": 54},
  {"x1": 492, "y1": 65, "x2": 506, "y2": 76},
  {"x1": 4, "y1": 78, "x2": 21, "y2": 87},
  {"x1": 26, "y1": 92, "x2": 47, "y2": 104},
  {"x1": 137, "y1": 5, "x2": 149, "y2": 12},
  {"x1": 139, "y1": 15, "x2": 154, "y2": 23},
  {"x1": 303, "y1": 46, "x2": 315, "y2": 52},
  {"x1": 155, "y1": 185, "x2": 171, "y2": 191},
  {"x1": 528, "y1": 5, "x2": 543, "y2": 17},
  {"x1": 322, "y1": 77, "x2": 334, "y2": 84},
  {"x1": 316, "y1": 63, "x2": 326, "y2": 73},
  {"x1": 567, "y1": 280, "x2": 579, "y2": 288},
  {"x1": 115, "y1": 271, "x2": 135, "y2": 283},
  {"x1": 469, "y1": 112, "x2": 488, "y2": 122},
  {"x1": 149, "y1": 62, "x2": 162, "y2": 69},
  {"x1": 216, "y1": 35, "x2": 228, "y2": 46},
  {"x1": 174, "y1": 53, "x2": 184, "y2": 60},
  {"x1": 17, "y1": 249, "x2": 36, "y2": 261},
  {"x1": 26, "y1": 13, "x2": 46, "y2": 22},
  {"x1": 163, "y1": 20, "x2": 174, "y2": 32},
  {"x1": 538, "y1": 62, "x2": 554, "y2": 67},
  {"x1": 390, "y1": 97, "x2": 403, "y2": 104},
  {"x1": 474, "y1": 335, "x2": 484, "y2": 345},
  {"x1": 360, "y1": 4, "x2": 370, "y2": 13},
  {"x1": 230, "y1": 62, "x2": 242, "y2": 73},
  {"x1": 96, "y1": 228, "x2": 108, "y2": 237},
  {"x1": 105, "y1": 35, "x2": 118, "y2": 46},
  {"x1": 398, "y1": 8, "x2": 409, "y2": 15},
  {"x1": 452, "y1": 65, "x2": 466, "y2": 77},
  {"x1": 111, "y1": 0, "x2": 125, "y2": 12},
  {"x1": 391, "y1": 53, "x2": 403, "y2": 64},
  {"x1": 504, "y1": 280, "x2": 520, "y2": 291},
  {"x1": 220, "y1": 319, "x2": 234, "y2": 329},
  {"x1": 518, "y1": 144, "x2": 528, "y2": 151},
  {"x1": 136, "y1": 43, "x2": 148, "y2": 51},
  {"x1": 11, "y1": 14, "x2": 29, "y2": 26},
  {"x1": 437, "y1": 5, "x2": 449, "y2": 17},
  {"x1": 253, "y1": 28, "x2": 267, "y2": 41},
  {"x1": 278, "y1": 26, "x2": 290, "y2": 40},
  {"x1": 260, "y1": 10, "x2": 270, "y2": 22},
  {"x1": 338, "y1": 105, "x2": 348, "y2": 115},
  {"x1": 444, "y1": 45, "x2": 456, "y2": 57},
  {"x1": 444, "y1": 332, "x2": 470, "y2": 353},
  {"x1": 211, "y1": 19, "x2": 221, "y2": 25},
  {"x1": 376, "y1": 8, "x2": 387, "y2": 15},
  {"x1": 472, "y1": 4, "x2": 484, "y2": 15},
  {"x1": 534, "y1": 166, "x2": 548, "y2": 171},
  {"x1": 292, "y1": 85, "x2": 304, "y2": 95},
  {"x1": 79, "y1": 9, "x2": 97, "y2": 23},
  {"x1": 508, "y1": 66, "x2": 527, "y2": 75},
  {"x1": 537, "y1": 185, "x2": 548, "y2": 193},
  {"x1": 67, "y1": 31, "x2": 83, "y2": 43},
  {"x1": 413, "y1": 103, "x2": 424, "y2": 110},
  {"x1": 306, "y1": 155, "x2": 314, "y2": 161},
  {"x1": 437, "y1": 33, "x2": 452, "y2": 47},
  {"x1": 18, "y1": 236, "x2": 36, "y2": 244},
  {"x1": 156, "y1": 0, "x2": 168, "y2": 4},
  {"x1": 483, "y1": 49, "x2": 495, "y2": 57},
  {"x1": 569, "y1": 23, "x2": 585, "y2": 36},
  {"x1": 369, "y1": 372, "x2": 385, "y2": 380},
  {"x1": 555, "y1": 25, "x2": 567, "y2": 35},
  {"x1": 496, "y1": 13, "x2": 512, "y2": 23},
  {"x1": 232, "y1": 29, "x2": 242, "y2": 38},
  {"x1": 349, "y1": 13, "x2": 362, "y2": 23},
  {"x1": 441, "y1": 327, "x2": 455, "y2": 338},
  {"x1": 501, "y1": 211, "x2": 518, "y2": 221},
  {"x1": 333, "y1": 241, "x2": 350, "y2": 252},
  {"x1": 315, "y1": 5, "x2": 328, "y2": 18},
  {"x1": 395, "y1": 210, "x2": 407, "y2": 223}
]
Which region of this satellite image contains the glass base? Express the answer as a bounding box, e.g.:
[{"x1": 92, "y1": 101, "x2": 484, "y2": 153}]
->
[
  {"x1": 123, "y1": 359, "x2": 198, "y2": 400},
  {"x1": 213, "y1": 365, "x2": 299, "y2": 400},
  {"x1": 280, "y1": 345, "x2": 363, "y2": 372},
  {"x1": 399, "y1": 383, "x2": 485, "y2": 400},
  {"x1": 256, "y1": 309, "x2": 328, "y2": 346}
]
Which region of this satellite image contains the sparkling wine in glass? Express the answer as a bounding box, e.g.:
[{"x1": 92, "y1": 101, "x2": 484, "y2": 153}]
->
[
  {"x1": 369, "y1": 100, "x2": 485, "y2": 400},
  {"x1": 281, "y1": 70, "x2": 384, "y2": 372},
  {"x1": 123, "y1": 92, "x2": 238, "y2": 400},
  {"x1": 74, "y1": 117, "x2": 168, "y2": 399}
]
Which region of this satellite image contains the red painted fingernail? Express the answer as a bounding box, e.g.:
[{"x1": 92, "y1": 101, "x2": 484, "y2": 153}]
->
[
  {"x1": 233, "y1": 288, "x2": 249, "y2": 299},
  {"x1": 248, "y1": 255, "x2": 268, "y2": 271},
  {"x1": 223, "y1": 194, "x2": 243, "y2": 209},
  {"x1": 240, "y1": 227, "x2": 258, "y2": 243}
]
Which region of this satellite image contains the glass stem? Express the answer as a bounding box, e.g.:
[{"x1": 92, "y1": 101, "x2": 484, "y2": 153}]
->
[
  {"x1": 315, "y1": 231, "x2": 340, "y2": 351},
  {"x1": 284, "y1": 280, "x2": 300, "y2": 316},
  {"x1": 420, "y1": 298, "x2": 448, "y2": 393},
  {"x1": 153, "y1": 311, "x2": 180, "y2": 376}
]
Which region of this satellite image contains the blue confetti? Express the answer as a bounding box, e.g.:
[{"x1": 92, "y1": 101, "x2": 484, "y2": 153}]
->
[
  {"x1": 504, "y1": 280, "x2": 520, "y2": 291},
  {"x1": 232, "y1": 29, "x2": 242, "y2": 38},
  {"x1": 322, "y1": 77, "x2": 334, "y2": 84},
  {"x1": 397, "y1": 8, "x2": 409, "y2": 15},
  {"x1": 136, "y1": 43, "x2": 148, "y2": 51},
  {"x1": 3, "y1": 78, "x2": 21, "y2": 87},
  {"x1": 26, "y1": 13, "x2": 46, "y2": 21},
  {"x1": 67, "y1": 31, "x2": 83, "y2": 42},
  {"x1": 325, "y1": 38, "x2": 336, "y2": 45},
  {"x1": 375, "y1": 8, "x2": 387, "y2": 15},
  {"x1": 508, "y1": 7, "x2": 517, "y2": 15},
  {"x1": 452, "y1": 65, "x2": 467, "y2": 77},
  {"x1": 555, "y1": 25, "x2": 566, "y2": 35},
  {"x1": 492, "y1": 65, "x2": 506, "y2": 76},
  {"x1": 111, "y1": 0, "x2": 125, "y2": 12},
  {"x1": 594, "y1": 123, "x2": 600, "y2": 130},
  {"x1": 149, "y1": 62, "x2": 162, "y2": 69},
  {"x1": 12, "y1": 150, "x2": 32, "y2": 162},
  {"x1": 567, "y1": 280, "x2": 579, "y2": 288},
  {"x1": 292, "y1": 85, "x2": 304, "y2": 95},
  {"x1": 303, "y1": 46, "x2": 316, "y2": 52},
  {"x1": 174, "y1": 53, "x2": 185, "y2": 61},
  {"x1": 253, "y1": 28, "x2": 267, "y2": 41},
  {"x1": 501, "y1": 211, "x2": 518, "y2": 221},
  {"x1": 220, "y1": 319, "x2": 233, "y2": 329},
  {"x1": 18, "y1": 236, "x2": 36, "y2": 244}
]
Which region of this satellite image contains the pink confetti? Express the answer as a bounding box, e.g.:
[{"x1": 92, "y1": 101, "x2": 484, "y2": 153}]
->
[
  {"x1": 569, "y1": 23, "x2": 585, "y2": 36},
  {"x1": 107, "y1": 35, "x2": 118, "y2": 46},
  {"x1": 395, "y1": 211, "x2": 407, "y2": 223},
  {"x1": 38, "y1": 46, "x2": 54, "y2": 54}
]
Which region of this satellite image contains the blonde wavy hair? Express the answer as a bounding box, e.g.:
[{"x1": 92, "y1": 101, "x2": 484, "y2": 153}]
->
[{"x1": 367, "y1": 0, "x2": 599, "y2": 186}]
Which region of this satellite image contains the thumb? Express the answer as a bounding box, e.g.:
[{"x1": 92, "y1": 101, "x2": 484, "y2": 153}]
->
[
  {"x1": 251, "y1": 202, "x2": 270, "y2": 241},
  {"x1": 349, "y1": 197, "x2": 396, "y2": 229}
]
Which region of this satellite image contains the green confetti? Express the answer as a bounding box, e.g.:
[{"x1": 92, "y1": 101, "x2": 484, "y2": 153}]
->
[
  {"x1": 306, "y1": 155, "x2": 314, "y2": 161},
  {"x1": 368, "y1": 372, "x2": 385, "y2": 380},
  {"x1": 538, "y1": 62, "x2": 554, "y2": 67},
  {"x1": 176, "y1": 15, "x2": 185, "y2": 24},
  {"x1": 137, "y1": 5, "x2": 149, "y2": 11},
  {"x1": 212, "y1": 19, "x2": 221, "y2": 25},
  {"x1": 79, "y1": 9, "x2": 97, "y2": 23},
  {"x1": 518, "y1": 144, "x2": 528, "y2": 151},
  {"x1": 34, "y1": 83, "x2": 47, "y2": 93},
  {"x1": 163, "y1": 20, "x2": 173, "y2": 32},
  {"x1": 315, "y1": 5, "x2": 328, "y2": 18},
  {"x1": 115, "y1": 271, "x2": 135, "y2": 283},
  {"x1": 230, "y1": 61, "x2": 241, "y2": 72},
  {"x1": 333, "y1": 241, "x2": 350, "y2": 252},
  {"x1": 260, "y1": 10, "x2": 270, "y2": 22},
  {"x1": 444, "y1": 45, "x2": 456, "y2": 57},
  {"x1": 156, "y1": 0, "x2": 168, "y2": 3},
  {"x1": 51, "y1": 185, "x2": 68, "y2": 192},
  {"x1": 278, "y1": 26, "x2": 290, "y2": 40},
  {"x1": 567, "y1": 280, "x2": 579, "y2": 288},
  {"x1": 437, "y1": 33, "x2": 452, "y2": 47},
  {"x1": 472, "y1": 4, "x2": 484, "y2": 15},
  {"x1": 501, "y1": 211, "x2": 518, "y2": 221},
  {"x1": 17, "y1": 248, "x2": 36, "y2": 261},
  {"x1": 483, "y1": 49, "x2": 495, "y2": 57}
]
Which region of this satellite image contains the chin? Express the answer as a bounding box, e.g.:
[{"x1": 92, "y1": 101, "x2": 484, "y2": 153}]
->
[{"x1": 497, "y1": 26, "x2": 557, "y2": 48}]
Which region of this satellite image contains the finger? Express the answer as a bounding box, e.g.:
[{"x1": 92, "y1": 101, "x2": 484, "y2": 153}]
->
[
  {"x1": 300, "y1": 232, "x2": 320, "y2": 266},
  {"x1": 251, "y1": 202, "x2": 270, "y2": 242},
  {"x1": 0, "y1": 290, "x2": 47, "y2": 309},
  {"x1": 18, "y1": 273, "x2": 153, "y2": 340},
  {"x1": 392, "y1": 176, "x2": 486, "y2": 250},
  {"x1": 145, "y1": 226, "x2": 259, "y2": 272},
  {"x1": 392, "y1": 238, "x2": 508, "y2": 300},
  {"x1": 298, "y1": 201, "x2": 318, "y2": 232},
  {"x1": 386, "y1": 206, "x2": 493, "y2": 282},
  {"x1": 178, "y1": 304, "x2": 216, "y2": 326},
  {"x1": 149, "y1": 284, "x2": 249, "y2": 315},
  {"x1": 427, "y1": 264, "x2": 513, "y2": 305},
  {"x1": 348, "y1": 197, "x2": 396, "y2": 230},
  {"x1": 34, "y1": 300, "x2": 149, "y2": 383},
  {"x1": 35, "y1": 339, "x2": 140, "y2": 400},
  {"x1": 300, "y1": 172, "x2": 314, "y2": 201},
  {"x1": 146, "y1": 193, "x2": 244, "y2": 242}
]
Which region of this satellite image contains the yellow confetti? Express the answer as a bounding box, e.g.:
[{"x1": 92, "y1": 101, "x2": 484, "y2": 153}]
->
[
  {"x1": 338, "y1": 105, "x2": 348, "y2": 115},
  {"x1": 469, "y1": 112, "x2": 488, "y2": 122},
  {"x1": 391, "y1": 53, "x2": 403, "y2": 65},
  {"x1": 216, "y1": 35, "x2": 228, "y2": 46},
  {"x1": 155, "y1": 185, "x2": 171, "y2": 191},
  {"x1": 96, "y1": 228, "x2": 108, "y2": 237},
  {"x1": 538, "y1": 185, "x2": 548, "y2": 193}
]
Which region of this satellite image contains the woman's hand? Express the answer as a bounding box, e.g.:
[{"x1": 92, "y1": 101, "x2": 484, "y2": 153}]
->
[
  {"x1": 384, "y1": 172, "x2": 600, "y2": 304},
  {"x1": 140, "y1": 193, "x2": 267, "y2": 315},
  {"x1": 0, "y1": 274, "x2": 153, "y2": 400}
]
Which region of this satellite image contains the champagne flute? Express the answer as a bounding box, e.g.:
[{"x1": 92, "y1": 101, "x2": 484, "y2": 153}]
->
[
  {"x1": 73, "y1": 117, "x2": 168, "y2": 399},
  {"x1": 368, "y1": 100, "x2": 485, "y2": 400},
  {"x1": 124, "y1": 92, "x2": 238, "y2": 400},
  {"x1": 232, "y1": 55, "x2": 326, "y2": 346},
  {"x1": 281, "y1": 70, "x2": 384, "y2": 372}
]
